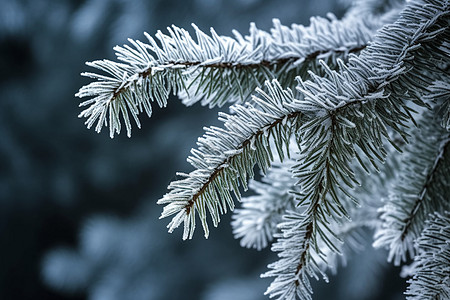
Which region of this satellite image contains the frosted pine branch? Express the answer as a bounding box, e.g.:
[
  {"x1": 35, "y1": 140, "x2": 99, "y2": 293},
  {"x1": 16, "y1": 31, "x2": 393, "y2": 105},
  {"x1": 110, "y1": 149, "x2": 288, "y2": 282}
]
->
[
  {"x1": 405, "y1": 212, "x2": 450, "y2": 300},
  {"x1": 232, "y1": 156, "x2": 298, "y2": 250},
  {"x1": 262, "y1": 211, "x2": 333, "y2": 300},
  {"x1": 262, "y1": 112, "x2": 359, "y2": 299},
  {"x1": 77, "y1": 7, "x2": 383, "y2": 138},
  {"x1": 425, "y1": 80, "x2": 450, "y2": 131},
  {"x1": 158, "y1": 80, "x2": 302, "y2": 239},
  {"x1": 158, "y1": 0, "x2": 449, "y2": 241},
  {"x1": 67, "y1": 0, "x2": 450, "y2": 299},
  {"x1": 254, "y1": 1, "x2": 450, "y2": 298},
  {"x1": 374, "y1": 112, "x2": 450, "y2": 265}
]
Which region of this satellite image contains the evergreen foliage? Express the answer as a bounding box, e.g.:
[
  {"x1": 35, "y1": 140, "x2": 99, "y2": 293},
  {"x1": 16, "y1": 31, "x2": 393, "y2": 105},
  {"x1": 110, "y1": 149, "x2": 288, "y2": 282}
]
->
[
  {"x1": 76, "y1": 0, "x2": 449, "y2": 299},
  {"x1": 405, "y1": 212, "x2": 450, "y2": 300}
]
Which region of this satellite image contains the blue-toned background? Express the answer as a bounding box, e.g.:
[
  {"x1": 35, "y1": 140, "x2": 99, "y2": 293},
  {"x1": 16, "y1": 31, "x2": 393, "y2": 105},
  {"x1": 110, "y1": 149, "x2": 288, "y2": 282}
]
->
[{"x1": 0, "y1": 0, "x2": 405, "y2": 299}]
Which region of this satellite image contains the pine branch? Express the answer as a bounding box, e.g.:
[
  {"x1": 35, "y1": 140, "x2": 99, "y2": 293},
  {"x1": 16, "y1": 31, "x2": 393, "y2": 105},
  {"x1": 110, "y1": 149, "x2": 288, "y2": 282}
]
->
[
  {"x1": 263, "y1": 1, "x2": 449, "y2": 298},
  {"x1": 405, "y1": 212, "x2": 450, "y2": 300},
  {"x1": 425, "y1": 80, "x2": 450, "y2": 131},
  {"x1": 262, "y1": 170, "x2": 377, "y2": 299},
  {"x1": 77, "y1": 10, "x2": 379, "y2": 138},
  {"x1": 231, "y1": 156, "x2": 298, "y2": 250},
  {"x1": 158, "y1": 80, "x2": 302, "y2": 239},
  {"x1": 231, "y1": 123, "x2": 399, "y2": 253},
  {"x1": 158, "y1": 0, "x2": 449, "y2": 241},
  {"x1": 322, "y1": 136, "x2": 403, "y2": 272},
  {"x1": 373, "y1": 112, "x2": 450, "y2": 265},
  {"x1": 261, "y1": 102, "x2": 365, "y2": 299},
  {"x1": 262, "y1": 212, "x2": 326, "y2": 300},
  {"x1": 249, "y1": 1, "x2": 450, "y2": 298}
]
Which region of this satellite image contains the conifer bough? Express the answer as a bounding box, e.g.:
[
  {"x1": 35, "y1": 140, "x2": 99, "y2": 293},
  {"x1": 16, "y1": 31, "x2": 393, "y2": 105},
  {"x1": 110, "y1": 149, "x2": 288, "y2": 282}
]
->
[{"x1": 77, "y1": 0, "x2": 450, "y2": 299}]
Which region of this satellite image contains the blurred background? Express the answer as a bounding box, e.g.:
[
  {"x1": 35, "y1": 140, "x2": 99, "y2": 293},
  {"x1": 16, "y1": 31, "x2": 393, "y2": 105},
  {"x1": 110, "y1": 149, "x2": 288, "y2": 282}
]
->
[{"x1": 0, "y1": 0, "x2": 406, "y2": 299}]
